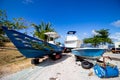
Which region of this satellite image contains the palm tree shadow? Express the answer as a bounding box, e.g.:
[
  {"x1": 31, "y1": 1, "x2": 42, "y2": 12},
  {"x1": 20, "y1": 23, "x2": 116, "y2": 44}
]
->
[{"x1": 36, "y1": 54, "x2": 71, "y2": 67}]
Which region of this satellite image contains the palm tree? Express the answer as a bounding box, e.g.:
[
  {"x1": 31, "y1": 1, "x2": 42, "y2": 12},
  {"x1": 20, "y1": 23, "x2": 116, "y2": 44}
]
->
[
  {"x1": 83, "y1": 29, "x2": 113, "y2": 47},
  {"x1": 96, "y1": 29, "x2": 112, "y2": 45},
  {"x1": 32, "y1": 21, "x2": 55, "y2": 40}
]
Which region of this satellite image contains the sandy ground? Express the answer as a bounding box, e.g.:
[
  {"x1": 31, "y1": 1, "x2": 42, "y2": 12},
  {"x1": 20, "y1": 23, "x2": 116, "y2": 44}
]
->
[{"x1": 0, "y1": 52, "x2": 120, "y2": 80}]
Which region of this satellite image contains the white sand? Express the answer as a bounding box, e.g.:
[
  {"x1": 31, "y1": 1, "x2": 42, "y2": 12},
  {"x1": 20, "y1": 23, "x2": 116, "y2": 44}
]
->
[{"x1": 1, "y1": 52, "x2": 120, "y2": 80}]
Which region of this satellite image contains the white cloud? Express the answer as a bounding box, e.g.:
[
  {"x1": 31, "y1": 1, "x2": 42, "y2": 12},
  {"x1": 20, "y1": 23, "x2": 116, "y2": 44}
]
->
[
  {"x1": 111, "y1": 20, "x2": 120, "y2": 27},
  {"x1": 92, "y1": 30, "x2": 99, "y2": 35},
  {"x1": 22, "y1": 0, "x2": 33, "y2": 4},
  {"x1": 83, "y1": 32, "x2": 88, "y2": 36},
  {"x1": 110, "y1": 32, "x2": 120, "y2": 42}
]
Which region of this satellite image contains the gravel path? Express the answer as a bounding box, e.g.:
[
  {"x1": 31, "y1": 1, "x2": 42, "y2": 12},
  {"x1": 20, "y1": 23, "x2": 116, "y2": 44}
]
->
[{"x1": 1, "y1": 53, "x2": 120, "y2": 80}]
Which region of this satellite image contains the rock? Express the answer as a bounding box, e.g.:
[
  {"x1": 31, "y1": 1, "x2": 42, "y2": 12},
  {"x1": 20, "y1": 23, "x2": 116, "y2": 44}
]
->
[
  {"x1": 88, "y1": 71, "x2": 93, "y2": 76},
  {"x1": 49, "y1": 77, "x2": 57, "y2": 80}
]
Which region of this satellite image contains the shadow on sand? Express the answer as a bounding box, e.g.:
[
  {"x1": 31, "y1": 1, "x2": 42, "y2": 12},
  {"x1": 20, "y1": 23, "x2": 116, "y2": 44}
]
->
[
  {"x1": 111, "y1": 57, "x2": 120, "y2": 61},
  {"x1": 35, "y1": 54, "x2": 71, "y2": 67}
]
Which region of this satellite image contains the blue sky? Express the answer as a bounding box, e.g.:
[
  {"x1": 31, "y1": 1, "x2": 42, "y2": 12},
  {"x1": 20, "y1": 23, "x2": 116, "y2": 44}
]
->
[{"x1": 0, "y1": 0, "x2": 120, "y2": 43}]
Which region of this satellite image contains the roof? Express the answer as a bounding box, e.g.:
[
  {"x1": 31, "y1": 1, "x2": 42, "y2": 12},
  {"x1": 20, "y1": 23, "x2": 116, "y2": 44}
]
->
[
  {"x1": 44, "y1": 32, "x2": 60, "y2": 39},
  {"x1": 67, "y1": 31, "x2": 76, "y2": 34}
]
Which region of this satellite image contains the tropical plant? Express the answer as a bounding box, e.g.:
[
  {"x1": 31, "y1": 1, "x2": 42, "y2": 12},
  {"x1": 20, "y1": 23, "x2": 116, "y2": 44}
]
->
[
  {"x1": 0, "y1": 9, "x2": 29, "y2": 46},
  {"x1": 0, "y1": 10, "x2": 7, "y2": 24},
  {"x1": 83, "y1": 37, "x2": 100, "y2": 47},
  {"x1": 32, "y1": 21, "x2": 55, "y2": 40},
  {"x1": 12, "y1": 18, "x2": 28, "y2": 30},
  {"x1": 83, "y1": 29, "x2": 113, "y2": 47},
  {"x1": 0, "y1": 10, "x2": 7, "y2": 35},
  {"x1": 96, "y1": 29, "x2": 113, "y2": 45},
  {"x1": 0, "y1": 9, "x2": 28, "y2": 30}
]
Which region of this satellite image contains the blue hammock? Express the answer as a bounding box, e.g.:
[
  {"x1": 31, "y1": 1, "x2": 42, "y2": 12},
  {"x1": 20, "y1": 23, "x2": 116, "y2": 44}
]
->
[{"x1": 2, "y1": 26, "x2": 62, "y2": 58}]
